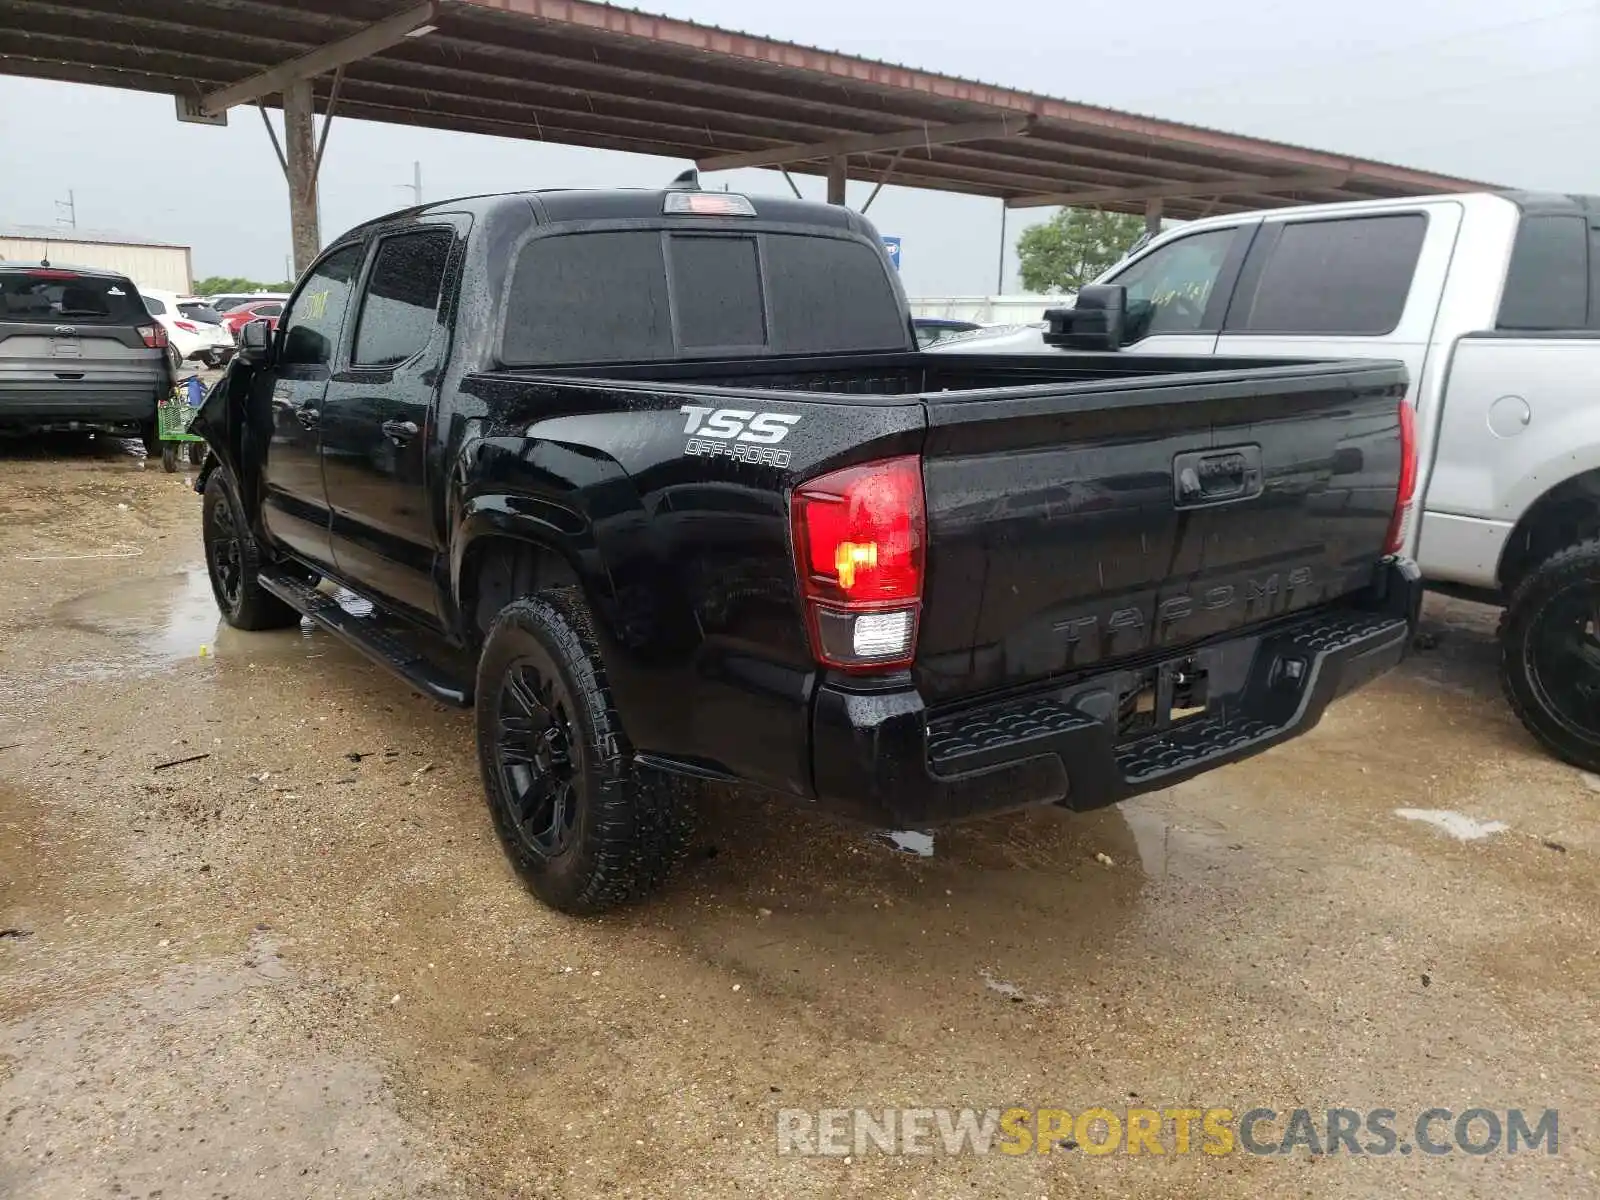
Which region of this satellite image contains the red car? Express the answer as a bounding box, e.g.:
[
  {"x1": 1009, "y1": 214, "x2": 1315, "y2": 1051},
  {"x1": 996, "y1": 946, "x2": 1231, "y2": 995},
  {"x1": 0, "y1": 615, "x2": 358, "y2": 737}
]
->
[{"x1": 220, "y1": 300, "x2": 284, "y2": 335}]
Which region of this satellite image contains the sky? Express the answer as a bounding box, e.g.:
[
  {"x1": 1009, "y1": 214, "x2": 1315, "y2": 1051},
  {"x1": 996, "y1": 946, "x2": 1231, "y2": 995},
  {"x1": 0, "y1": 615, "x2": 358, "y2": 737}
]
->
[{"x1": 1, "y1": 0, "x2": 1596, "y2": 296}]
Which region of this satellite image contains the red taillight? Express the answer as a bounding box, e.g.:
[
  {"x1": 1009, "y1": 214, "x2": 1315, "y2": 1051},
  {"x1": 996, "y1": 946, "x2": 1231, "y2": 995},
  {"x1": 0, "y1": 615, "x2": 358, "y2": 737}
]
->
[
  {"x1": 173, "y1": 319, "x2": 199, "y2": 334},
  {"x1": 1386, "y1": 400, "x2": 1418, "y2": 555},
  {"x1": 790, "y1": 456, "x2": 925, "y2": 671},
  {"x1": 137, "y1": 324, "x2": 168, "y2": 349},
  {"x1": 30, "y1": 269, "x2": 80, "y2": 280}
]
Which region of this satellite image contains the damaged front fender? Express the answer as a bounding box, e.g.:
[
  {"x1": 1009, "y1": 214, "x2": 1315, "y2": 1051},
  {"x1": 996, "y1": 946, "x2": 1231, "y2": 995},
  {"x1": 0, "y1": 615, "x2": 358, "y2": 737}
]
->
[{"x1": 189, "y1": 363, "x2": 271, "y2": 522}]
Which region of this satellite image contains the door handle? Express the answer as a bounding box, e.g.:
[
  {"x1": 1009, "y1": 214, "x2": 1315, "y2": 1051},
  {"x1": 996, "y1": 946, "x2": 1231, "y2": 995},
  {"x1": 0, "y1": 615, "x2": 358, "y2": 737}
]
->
[
  {"x1": 381, "y1": 419, "x2": 419, "y2": 445},
  {"x1": 295, "y1": 405, "x2": 320, "y2": 429}
]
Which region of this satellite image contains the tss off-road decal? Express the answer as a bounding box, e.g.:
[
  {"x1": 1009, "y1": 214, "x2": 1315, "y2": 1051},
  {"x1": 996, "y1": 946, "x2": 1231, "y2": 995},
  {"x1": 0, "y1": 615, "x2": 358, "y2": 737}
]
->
[{"x1": 679, "y1": 405, "x2": 801, "y2": 467}]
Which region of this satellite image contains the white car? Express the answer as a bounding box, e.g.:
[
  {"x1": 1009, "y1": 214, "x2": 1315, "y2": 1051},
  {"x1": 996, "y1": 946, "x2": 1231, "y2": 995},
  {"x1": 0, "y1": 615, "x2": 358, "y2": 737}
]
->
[{"x1": 138, "y1": 287, "x2": 234, "y2": 370}]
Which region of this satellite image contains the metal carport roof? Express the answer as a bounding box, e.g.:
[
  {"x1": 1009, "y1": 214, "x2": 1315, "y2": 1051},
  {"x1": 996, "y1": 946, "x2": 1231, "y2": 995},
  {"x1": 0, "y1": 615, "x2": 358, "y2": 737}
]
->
[{"x1": 0, "y1": 0, "x2": 1496, "y2": 264}]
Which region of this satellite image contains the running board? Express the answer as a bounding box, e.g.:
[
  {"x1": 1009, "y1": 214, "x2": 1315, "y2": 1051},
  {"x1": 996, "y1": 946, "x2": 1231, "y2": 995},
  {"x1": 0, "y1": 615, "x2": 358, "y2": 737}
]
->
[{"x1": 256, "y1": 570, "x2": 473, "y2": 708}]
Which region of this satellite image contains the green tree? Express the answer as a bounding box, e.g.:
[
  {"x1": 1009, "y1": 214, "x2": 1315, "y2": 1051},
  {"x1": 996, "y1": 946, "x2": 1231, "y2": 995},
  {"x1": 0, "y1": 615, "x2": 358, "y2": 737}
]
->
[
  {"x1": 1015, "y1": 208, "x2": 1147, "y2": 293},
  {"x1": 192, "y1": 275, "x2": 295, "y2": 296}
]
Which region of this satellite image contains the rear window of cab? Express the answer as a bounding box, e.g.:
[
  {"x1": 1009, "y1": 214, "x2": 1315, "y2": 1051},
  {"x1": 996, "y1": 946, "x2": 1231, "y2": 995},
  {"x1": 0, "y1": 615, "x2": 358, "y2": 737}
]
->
[{"x1": 500, "y1": 230, "x2": 909, "y2": 365}]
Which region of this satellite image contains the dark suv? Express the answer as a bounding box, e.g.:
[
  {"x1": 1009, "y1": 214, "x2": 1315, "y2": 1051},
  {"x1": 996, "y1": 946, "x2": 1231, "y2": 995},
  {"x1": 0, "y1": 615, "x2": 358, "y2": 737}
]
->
[{"x1": 0, "y1": 263, "x2": 171, "y2": 444}]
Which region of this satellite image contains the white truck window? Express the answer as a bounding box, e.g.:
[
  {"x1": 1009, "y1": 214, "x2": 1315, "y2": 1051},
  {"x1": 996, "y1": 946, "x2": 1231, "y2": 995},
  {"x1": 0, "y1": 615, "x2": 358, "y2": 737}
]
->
[
  {"x1": 1497, "y1": 215, "x2": 1589, "y2": 331},
  {"x1": 1226, "y1": 214, "x2": 1426, "y2": 336},
  {"x1": 1107, "y1": 227, "x2": 1236, "y2": 341}
]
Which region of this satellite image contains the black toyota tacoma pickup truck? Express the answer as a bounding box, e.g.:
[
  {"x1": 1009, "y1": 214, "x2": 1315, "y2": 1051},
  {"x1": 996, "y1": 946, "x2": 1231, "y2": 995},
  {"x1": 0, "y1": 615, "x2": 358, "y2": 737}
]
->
[{"x1": 193, "y1": 180, "x2": 1421, "y2": 913}]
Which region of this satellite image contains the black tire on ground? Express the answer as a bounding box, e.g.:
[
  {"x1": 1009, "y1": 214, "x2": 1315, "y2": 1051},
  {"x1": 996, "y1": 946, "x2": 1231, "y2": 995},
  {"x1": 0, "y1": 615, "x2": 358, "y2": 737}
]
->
[
  {"x1": 166, "y1": 344, "x2": 182, "y2": 372},
  {"x1": 1499, "y1": 538, "x2": 1600, "y2": 772},
  {"x1": 187, "y1": 440, "x2": 206, "y2": 466},
  {"x1": 139, "y1": 419, "x2": 160, "y2": 457},
  {"x1": 475, "y1": 589, "x2": 695, "y2": 914},
  {"x1": 201, "y1": 468, "x2": 300, "y2": 631},
  {"x1": 161, "y1": 443, "x2": 178, "y2": 472}
]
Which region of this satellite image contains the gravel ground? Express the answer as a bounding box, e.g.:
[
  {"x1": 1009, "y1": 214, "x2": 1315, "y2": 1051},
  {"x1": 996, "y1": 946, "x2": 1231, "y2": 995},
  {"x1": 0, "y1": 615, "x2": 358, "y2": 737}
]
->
[{"x1": 2, "y1": 435, "x2": 1597, "y2": 1199}]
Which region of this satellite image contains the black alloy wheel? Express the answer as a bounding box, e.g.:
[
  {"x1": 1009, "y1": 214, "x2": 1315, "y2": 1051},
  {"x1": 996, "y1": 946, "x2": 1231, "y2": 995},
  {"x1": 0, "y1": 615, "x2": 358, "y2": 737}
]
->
[
  {"x1": 495, "y1": 658, "x2": 581, "y2": 859},
  {"x1": 1501, "y1": 539, "x2": 1600, "y2": 772},
  {"x1": 206, "y1": 481, "x2": 244, "y2": 612}
]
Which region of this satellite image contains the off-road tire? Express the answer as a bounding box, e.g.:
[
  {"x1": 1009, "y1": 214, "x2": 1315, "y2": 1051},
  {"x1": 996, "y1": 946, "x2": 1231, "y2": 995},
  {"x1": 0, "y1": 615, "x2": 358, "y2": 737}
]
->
[
  {"x1": 202, "y1": 468, "x2": 300, "y2": 631},
  {"x1": 1499, "y1": 538, "x2": 1600, "y2": 772},
  {"x1": 475, "y1": 588, "x2": 695, "y2": 914}
]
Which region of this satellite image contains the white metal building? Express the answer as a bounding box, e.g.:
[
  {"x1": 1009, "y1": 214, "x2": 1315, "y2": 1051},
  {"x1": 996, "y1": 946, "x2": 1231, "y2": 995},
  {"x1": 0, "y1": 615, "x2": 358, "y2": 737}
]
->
[{"x1": 0, "y1": 224, "x2": 192, "y2": 292}]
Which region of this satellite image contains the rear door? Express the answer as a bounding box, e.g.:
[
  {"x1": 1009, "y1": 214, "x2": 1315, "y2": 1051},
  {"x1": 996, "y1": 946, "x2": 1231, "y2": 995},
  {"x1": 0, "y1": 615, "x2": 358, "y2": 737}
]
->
[
  {"x1": 320, "y1": 226, "x2": 457, "y2": 623},
  {"x1": 1214, "y1": 206, "x2": 1456, "y2": 395},
  {"x1": 1096, "y1": 222, "x2": 1257, "y2": 356},
  {"x1": 259, "y1": 242, "x2": 364, "y2": 566},
  {"x1": 1213, "y1": 206, "x2": 1459, "y2": 558}
]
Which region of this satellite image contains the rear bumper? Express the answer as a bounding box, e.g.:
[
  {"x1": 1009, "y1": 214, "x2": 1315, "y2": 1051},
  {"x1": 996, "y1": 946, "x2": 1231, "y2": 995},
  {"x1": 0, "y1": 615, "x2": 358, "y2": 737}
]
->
[
  {"x1": 810, "y1": 559, "x2": 1422, "y2": 828},
  {"x1": 0, "y1": 381, "x2": 162, "y2": 425}
]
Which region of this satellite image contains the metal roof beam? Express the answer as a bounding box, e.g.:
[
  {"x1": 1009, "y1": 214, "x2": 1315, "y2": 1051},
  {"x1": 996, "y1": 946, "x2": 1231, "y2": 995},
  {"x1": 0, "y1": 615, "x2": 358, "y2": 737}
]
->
[
  {"x1": 200, "y1": 1, "x2": 437, "y2": 114},
  {"x1": 697, "y1": 117, "x2": 1034, "y2": 172},
  {"x1": 1007, "y1": 170, "x2": 1352, "y2": 209}
]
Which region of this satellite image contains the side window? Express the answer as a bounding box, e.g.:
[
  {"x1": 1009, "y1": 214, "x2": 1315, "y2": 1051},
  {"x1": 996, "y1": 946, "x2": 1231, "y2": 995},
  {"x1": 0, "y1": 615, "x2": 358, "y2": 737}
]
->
[
  {"x1": 1228, "y1": 214, "x2": 1426, "y2": 335},
  {"x1": 1104, "y1": 228, "x2": 1237, "y2": 341},
  {"x1": 143, "y1": 295, "x2": 167, "y2": 316},
  {"x1": 1497, "y1": 215, "x2": 1588, "y2": 331},
  {"x1": 258, "y1": 303, "x2": 283, "y2": 318},
  {"x1": 280, "y1": 244, "x2": 364, "y2": 367},
  {"x1": 352, "y1": 231, "x2": 453, "y2": 367}
]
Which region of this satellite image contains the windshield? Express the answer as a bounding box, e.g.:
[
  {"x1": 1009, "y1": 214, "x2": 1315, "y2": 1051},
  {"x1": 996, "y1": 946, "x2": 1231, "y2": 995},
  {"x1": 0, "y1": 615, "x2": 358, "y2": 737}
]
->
[
  {"x1": 0, "y1": 271, "x2": 146, "y2": 325},
  {"x1": 179, "y1": 303, "x2": 225, "y2": 326}
]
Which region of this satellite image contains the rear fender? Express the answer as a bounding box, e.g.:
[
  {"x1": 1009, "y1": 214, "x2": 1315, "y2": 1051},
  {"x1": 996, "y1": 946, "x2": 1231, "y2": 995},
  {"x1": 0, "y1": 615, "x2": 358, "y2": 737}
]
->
[{"x1": 450, "y1": 499, "x2": 611, "y2": 635}]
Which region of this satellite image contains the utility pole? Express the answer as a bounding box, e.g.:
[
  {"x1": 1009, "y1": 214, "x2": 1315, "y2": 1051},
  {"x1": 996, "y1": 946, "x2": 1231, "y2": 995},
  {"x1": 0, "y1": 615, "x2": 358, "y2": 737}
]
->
[
  {"x1": 55, "y1": 190, "x2": 76, "y2": 229},
  {"x1": 398, "y1": 160, "x2": 422, "y2": 206},
  {"x1": 996, "y1": 201, "x2": 1008, "y2": 294}
]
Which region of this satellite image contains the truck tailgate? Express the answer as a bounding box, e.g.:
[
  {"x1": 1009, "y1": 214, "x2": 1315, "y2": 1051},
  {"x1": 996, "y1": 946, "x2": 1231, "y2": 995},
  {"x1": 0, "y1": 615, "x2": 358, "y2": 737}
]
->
[{"x1": 915, "y1": 362, "x2": 1408, "y2": 703}]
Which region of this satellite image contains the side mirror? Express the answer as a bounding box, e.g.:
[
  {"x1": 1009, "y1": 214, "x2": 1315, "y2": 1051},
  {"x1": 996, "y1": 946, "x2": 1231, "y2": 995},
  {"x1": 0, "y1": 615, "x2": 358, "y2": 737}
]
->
[
  {"x1": 1042, "y1": 284, "x2": 1126, "y2": 351},
  {"x1": 237, "y1": 318, "x2": 275, "y2": 366}
]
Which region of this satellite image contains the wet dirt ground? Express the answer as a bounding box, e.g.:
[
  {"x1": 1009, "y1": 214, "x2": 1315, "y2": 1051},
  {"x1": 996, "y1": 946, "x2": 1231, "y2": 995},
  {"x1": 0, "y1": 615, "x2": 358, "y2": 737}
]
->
[{"x1": 2, "y1": 437, "x2": 1598, "y2": 1199}]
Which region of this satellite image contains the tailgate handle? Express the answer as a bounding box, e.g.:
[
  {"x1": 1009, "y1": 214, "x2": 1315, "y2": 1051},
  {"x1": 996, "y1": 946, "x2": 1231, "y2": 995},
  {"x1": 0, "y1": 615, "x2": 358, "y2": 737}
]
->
[{"x1": 1174, "y1": 445, "x2": 1263, "y2": 508}]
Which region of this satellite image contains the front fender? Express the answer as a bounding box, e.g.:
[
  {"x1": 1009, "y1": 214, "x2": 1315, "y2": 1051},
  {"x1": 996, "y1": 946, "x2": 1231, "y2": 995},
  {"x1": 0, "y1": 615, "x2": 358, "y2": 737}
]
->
[{"x1": 189, "y1": 361, "x2": 271, "y2": 524}]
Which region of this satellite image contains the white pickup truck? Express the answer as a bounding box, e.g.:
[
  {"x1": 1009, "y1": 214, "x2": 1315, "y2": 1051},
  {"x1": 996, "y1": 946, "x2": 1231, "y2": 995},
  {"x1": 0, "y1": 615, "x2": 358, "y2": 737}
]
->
[{"x1": 938, "y1": 191, "x2": 1600, "y2": 771}]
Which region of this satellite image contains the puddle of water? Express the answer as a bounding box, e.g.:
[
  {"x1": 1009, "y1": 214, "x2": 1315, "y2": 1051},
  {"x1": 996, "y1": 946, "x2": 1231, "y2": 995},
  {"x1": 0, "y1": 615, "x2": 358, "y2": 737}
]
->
[
  {"x1": 1394, "y1": 808, "x2": 1510, "y2": 841},
  {"x1": 49, "y1": 569, "x2": 322, "y2": 670}
]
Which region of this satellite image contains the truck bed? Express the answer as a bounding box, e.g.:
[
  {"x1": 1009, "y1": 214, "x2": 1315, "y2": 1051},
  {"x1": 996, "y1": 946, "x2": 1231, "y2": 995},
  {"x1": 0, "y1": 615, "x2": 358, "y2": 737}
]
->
[{"x1": 482, "y1": 351, "x2": 1410, "y2": 707}]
